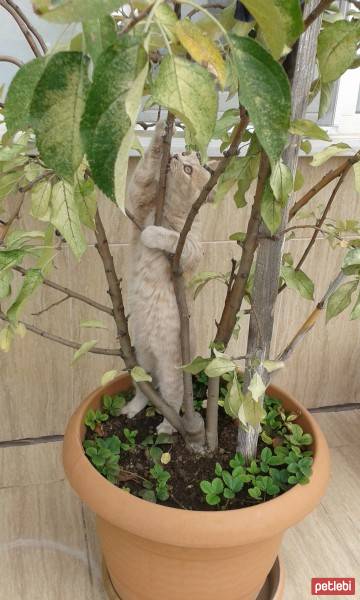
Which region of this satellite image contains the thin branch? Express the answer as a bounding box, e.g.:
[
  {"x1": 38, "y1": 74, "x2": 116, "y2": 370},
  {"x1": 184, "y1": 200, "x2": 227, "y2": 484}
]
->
[
  {"x1": 304, "y1": 0, "x2": 333, "y2": 29},
  {"x1": 119, "y1": 2, "x2": 155, "y2": 35},
  {"x1": 13, "y1": 266, "x2": 114, "y2": 316},
  {"x1": 18, "y1": 171, "x2": 53, "y2": 193},
  {"x1": 5, "y1": 0, "x2": 47, "y2": 53},
  {"x1": 289, "y1": 151, "x2": 360, "y2": 221},
  {"x1": 31, "y1": 295, "x2": 70, "y2": 316},
  {"x1": 0, "y1": 196, "x2": 24, "y2": 243},
  {"x1": 276, "y1": 271, "x2": 346, "y2": 363},
  {"x1": 155, "y1": 111, "x2": 176, "y2": 226},
  {"x1": 293, "y1": 167, "x2": 351, "y2": 273},
  {"x1": 215, "y1": 152, "x2": 270, "y2": 348},
  {"x1": 94, "y1": 209, "x2": 186, "y2": 436},
  {"x1": 172, "y1": 108, "x2": 250, "y2": 273},
  {"x1": 0, "y1": 0, "x2": 42, "y2": 57},
  {"x1": 0, "y1": 55, "x2": 23, "y2": 67},
  {"x1": 125, "y1": 208, "x2": 142, "y2": 231},
  {"x1": 187, "y1": 2, "x2": 226, "y2": 18},
  {"x1": 0, "y1": 311, "x2": 121, "y2": 356},
  {"x1": 206, "y1": 376, "x2": 220, "y2": 452}
]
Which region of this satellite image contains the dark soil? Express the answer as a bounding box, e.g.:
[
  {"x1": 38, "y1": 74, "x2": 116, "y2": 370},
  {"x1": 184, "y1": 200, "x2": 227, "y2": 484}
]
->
[{"x1": 86, "y1": 399, "x2": 269, "y2": 511}]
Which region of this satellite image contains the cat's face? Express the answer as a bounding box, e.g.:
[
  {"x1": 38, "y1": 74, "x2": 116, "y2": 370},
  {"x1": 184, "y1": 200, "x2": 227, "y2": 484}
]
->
[{"x1": 166, "y1": 151, "x2": 211, "y2": 209}]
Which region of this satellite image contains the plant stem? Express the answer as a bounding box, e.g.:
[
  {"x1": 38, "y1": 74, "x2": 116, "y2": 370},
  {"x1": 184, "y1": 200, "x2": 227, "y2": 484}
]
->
[
  {"x1": 206, "y1": 376, "x2": 220, "y2": 451},
  {"x1": 0, "y1": 55, "x2": 23, "y2": 67},
  {"x1": 289, "y1": 151, "x2": 360, "y2": 221},
  {"x1": 154, "y1": 111, "x2": 175, "y2": 226},
  {"x1": 172, "y1": 109, "x2": 249, "y2": 271},
  {"x1": 14, "y1": 266, "x2": 114, "y2": 316},
  {"x1": 94, "y1": 208, "x2": 186, "y2": 436},
  {"x1": 276, "y1": 271, "x2": 346, "y2": 363},
  {"x1": 0, "y1": 0, "x2": 42, "y2": 57},
  {"x1": 292, "y1": 168, "x2": 351, "y2": 271},
  {"x1": 304, "y1": 0, "x2": 333, "y2": 30},
  {"x1": 239, "y1": 0, "x2": 322, "y2": 463},
  {"x1": 214, "y1": 152, "x2": 270, "y2": 348},
  {"x1": 120, "y1": 2, "x2": 156, "y2": 35},
  {"x1": 0, "y1": 311, "x2": 121, "y2": 356}
]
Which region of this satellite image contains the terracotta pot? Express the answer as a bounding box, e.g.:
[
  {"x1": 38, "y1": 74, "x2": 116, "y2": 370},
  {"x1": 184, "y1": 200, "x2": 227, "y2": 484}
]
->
[{"x1": 63, "y1": 373, "x2": 330, "y2": 600}]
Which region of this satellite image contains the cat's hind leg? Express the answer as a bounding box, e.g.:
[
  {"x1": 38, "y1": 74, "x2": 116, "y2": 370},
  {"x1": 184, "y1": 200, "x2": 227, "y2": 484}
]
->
[
  {"x1": 155, "y1": 355, "x2": 184, "y2": 435},
  {"x1": 121, "y1": 347, "x2": 156, "y2": 418}
]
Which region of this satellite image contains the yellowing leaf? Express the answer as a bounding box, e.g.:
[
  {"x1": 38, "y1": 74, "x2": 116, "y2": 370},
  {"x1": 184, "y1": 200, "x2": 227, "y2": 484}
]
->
[
  {"x1": 72, "y1": 339, "x2": 98, "y2": 363},
  {"x1": 248, "y1": 372, "x2": 266, "y2": 403},
  {"x1": 131, "y1": 366, "x2": 152, "y2": 382},
  {"x1": 80, "y1": 319, "x2": 107, "y2": 329},
  {"x1": 161, "y1": 452, "x2": 171, "y2": 465},
  {"x1": 151, "y1": 55, "x2": 218, "y2": 160},
  {"x1": 101, "y1": 369, "x2": 118, "y2": 386},
  {"x1": 175, "y1": 19, "x2": 226, "y2": 88},
  {"x1": 30, "y1": 179, "x2": 52, "y2": 220},
  {"x1": 205, "y1": 357, "x2": 235, "y2": 378},
  {"x1": 50, "y1": 180, "x2": 87, "y2": 259},
  {"x1": 7, "y1": 268, "x2": 43, "y2": 322},
  {"x1": 0, "y1": 327, "x2": 13, "y2": 352},
  {"x1": 310, "y1": 143, "x2": 350, "y2": 167},
  {"x1": 33, "y1": 0, "x2": 126, "y2": 23}
]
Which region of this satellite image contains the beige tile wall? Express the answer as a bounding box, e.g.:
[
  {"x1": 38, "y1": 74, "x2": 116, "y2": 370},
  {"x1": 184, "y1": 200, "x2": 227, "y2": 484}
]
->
[{"x1": 0, "y1": 157, "x2": 359, "y2": 441}]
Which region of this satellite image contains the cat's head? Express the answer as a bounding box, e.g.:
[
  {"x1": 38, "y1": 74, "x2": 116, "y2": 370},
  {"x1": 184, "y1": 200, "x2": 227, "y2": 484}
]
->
[{"x1": 165, "y1": 151, "x2": 213, "y2": 220}]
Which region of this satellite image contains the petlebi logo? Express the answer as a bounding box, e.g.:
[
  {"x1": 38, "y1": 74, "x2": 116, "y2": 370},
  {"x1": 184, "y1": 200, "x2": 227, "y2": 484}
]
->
[{"x1": 311, "y1": 578, "x2": 356, "y2": 595}]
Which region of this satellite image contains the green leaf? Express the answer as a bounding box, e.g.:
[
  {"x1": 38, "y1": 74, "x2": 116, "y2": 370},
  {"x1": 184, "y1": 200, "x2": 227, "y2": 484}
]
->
[
  {"x1": 0, "y1": 270, "x2": 12, "y2": 300},
  {"x1": 317, "y1": 20, "x2": 360, "y2": 84},
  {"x1": 274, "y1": 0, "x2": 303, "y2": 45},
  {"x1": 350, "y1": 292, "x2": 360, "y2": 320},
  {"x1": 0, "y1": 249, "x2": 27, "y2": 272},
  {"x1": 248, "y1": 486, "x2": 261, "y2": 499},
  {"x1": 293, "y1": 169, "x2": 304, "y2": 192},
  {"x1": 131, "y1": 366, "x2": 152, "y2": 383},
  {"x1": 182, "y1": 355, "x2": 210, "y2": 374},
  {"x1": 81, "y1": 36, "x2": 148, "y2": 209},
  {"x1": 30, "y1": 52, "x2": 90, "y2": 181},
  {"x1": 248, "y1": 372, "x2": 266, "y2": 403},
  {"x1": 0, "y1": 171, "x2": 22, "y2": 199},
  {"x1": 211, "y1": 477, "x2": 224, "y2": 495},
  {"x1": 300, "y1": 140, "x2": 312, "y2": 154},
  {"x1": 270, "y1": 160, "x2": 293, "y2": 205},
  {"x1": 289, "y1": 119, "x2": 331, "y2": 141},
  {"x1": 230, "y1": 35, "x2": 291, "y2": 165},
  {"x1": 310, "y1": 143, "x2": 350, "y2": 167},
  {"x1": 33, "y1": 0, "x2": 125, "y2": 23},
  {"x1": 261, "y1": 182, "x2": 282, "y2": 235},
  {"x1": 342, "y1": 248, "x2": 360, "y2": 275},
  {"x1": 80, "y1": 319, "x2": 107, "y2": 329},
  {"x1": 50, "y1": 180, "x2": 87, "y2": 259},
  {"x1": 83, "y1": 16, "x2": 117, "y2": 64},
  {"x1": 151, "y1": 55, "x2": 217, "y2": 160},
  {"x1": 73, "y1": 176, "x2": 97, "y2": 230},
  {"x1": 4, "y1": 58, "x2": 46, "y2": 135},
  {"x1": 175, "y1": 19, "x2": 226, "y2": 88},
  {"x1": 326, "y1": 281, "x2": 358, "y2": 322},
  {"x1": 281, "y1": 265, "x2": 314, "y2": 300},
  {"x1": 319, "y1": 81, "x2": 334, "y2": 119},
  {"x1": 30, "y1": 179, "x2": 52, "y2": 220},
  {"x1": 224, "y1": 372, "x2": 243, "y2": 419},
  {"x1": 240, "y1": 0, "x2": 285, "y2": 59},
  {"x1": 200, "y1": 480, "x2": 212, "y2": 495},
  {"x1": 213, "y1": 109, "x2": 240, "y2": 140},
  {"x1": 7, "y1": 268, "x2": 43, "y2": 322},
  {"x1": 72, "y1": 339, "x2": 98, "y2": 363},
  {"x1": 205, "y1": 357, "x2": 235, "y2": 378}
]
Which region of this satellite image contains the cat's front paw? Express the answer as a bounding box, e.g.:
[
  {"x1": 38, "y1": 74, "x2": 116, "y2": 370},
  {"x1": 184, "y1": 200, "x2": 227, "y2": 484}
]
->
[{"x1": 140, "y1": 225, "x2": 161, "y2": 249}]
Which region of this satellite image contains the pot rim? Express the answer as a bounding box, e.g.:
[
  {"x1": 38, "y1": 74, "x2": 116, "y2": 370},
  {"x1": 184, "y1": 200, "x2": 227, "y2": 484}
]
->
[{"x1": 63, "y1": 373, "x2": 330, "y2": 549}]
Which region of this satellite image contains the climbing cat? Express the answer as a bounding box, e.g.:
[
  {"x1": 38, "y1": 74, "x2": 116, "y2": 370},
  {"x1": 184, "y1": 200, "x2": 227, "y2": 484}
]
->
[{"x1": 122, "y1": 121, "x2": 211, "y2": 433}]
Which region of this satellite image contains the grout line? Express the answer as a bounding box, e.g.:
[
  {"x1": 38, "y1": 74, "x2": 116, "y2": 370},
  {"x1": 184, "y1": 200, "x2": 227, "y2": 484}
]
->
[
  {"x1": 309, "y1": 403, "x2": 360, "y2": 413},
  {"x1": 0, "y1": 434, "x2": 64, "y2": 448},
  {"x1": 1, "y1": 403, "x2": 359, "y2": 448}
]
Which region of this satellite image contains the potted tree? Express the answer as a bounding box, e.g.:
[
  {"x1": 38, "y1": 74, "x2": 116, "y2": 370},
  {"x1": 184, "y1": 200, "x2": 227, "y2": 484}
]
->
[{"x1": 1, "y1": 0, "x2": 359, "y2": 598}]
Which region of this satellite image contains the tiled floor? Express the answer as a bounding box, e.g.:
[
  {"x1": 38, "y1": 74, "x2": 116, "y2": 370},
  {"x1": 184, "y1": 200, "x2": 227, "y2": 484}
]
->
[{"x1": 0, "y1": 410, "x2": 359, "y2": 600}]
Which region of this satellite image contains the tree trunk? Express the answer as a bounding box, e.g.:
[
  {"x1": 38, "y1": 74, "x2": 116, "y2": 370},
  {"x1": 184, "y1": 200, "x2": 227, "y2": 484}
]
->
[{"x1": 238, "y1": 0, "x2": 323, "y2": 461}]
